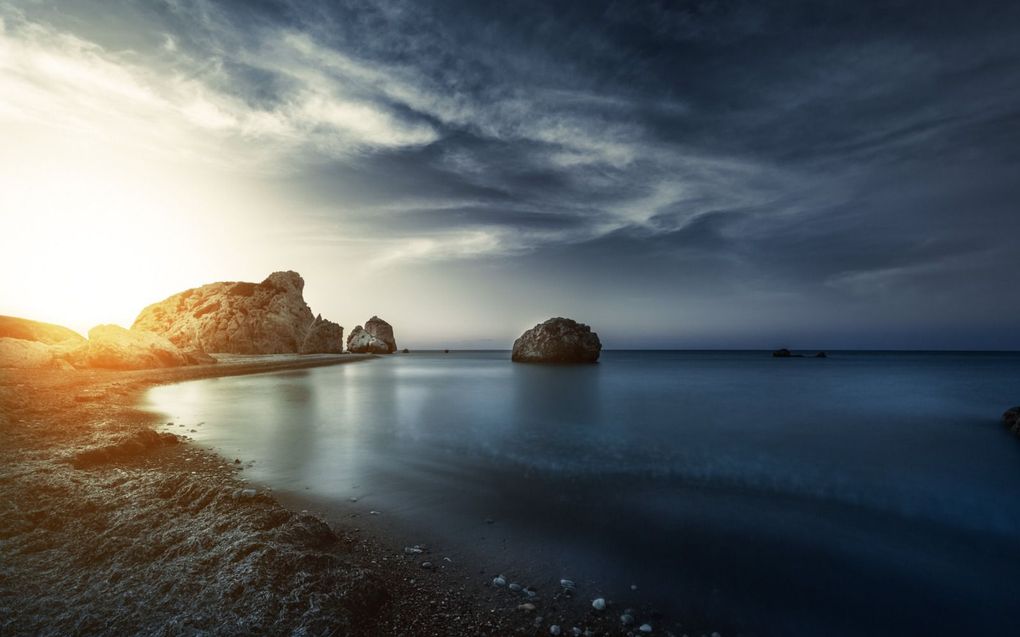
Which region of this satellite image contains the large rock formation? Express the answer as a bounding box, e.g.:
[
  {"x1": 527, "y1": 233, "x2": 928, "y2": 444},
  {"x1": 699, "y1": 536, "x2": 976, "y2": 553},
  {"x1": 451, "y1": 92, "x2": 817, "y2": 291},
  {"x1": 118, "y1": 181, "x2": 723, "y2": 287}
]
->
[
  {"x1": 132, "y1": 271, "x2": 344, "y2": 354},
  {"x1": 0, "y1": 315, "x2": 85, "y2": 345},
  {"x1": 346, "y1": 325, "x2": 390, "y2": 354},
  {"x1": 364, "y1": 316, "x2": 397, "y2": 353},
  {"x1": 511, "y1": 317, "x2": 601, "y2": 363}
]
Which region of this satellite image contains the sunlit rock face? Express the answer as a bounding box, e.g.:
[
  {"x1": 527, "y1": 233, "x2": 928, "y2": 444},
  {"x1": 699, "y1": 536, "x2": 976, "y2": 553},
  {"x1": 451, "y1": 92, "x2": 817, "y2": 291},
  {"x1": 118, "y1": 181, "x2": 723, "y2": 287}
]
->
[
  {"x1": 511, "y1": 317, "x2": 602, "y2": 363},
  {"x1": 132, "y1": 271, "x2": 343, "y2": 354},
  {"x1": 364, "y1": 316, "x2": 397, "y2": 353},
  {"x1": 74, "y1": 324, "x2": 188, "y2": 370},
  {"x1": 0, "y1": 315, "x2": 85, "y2": 345}
]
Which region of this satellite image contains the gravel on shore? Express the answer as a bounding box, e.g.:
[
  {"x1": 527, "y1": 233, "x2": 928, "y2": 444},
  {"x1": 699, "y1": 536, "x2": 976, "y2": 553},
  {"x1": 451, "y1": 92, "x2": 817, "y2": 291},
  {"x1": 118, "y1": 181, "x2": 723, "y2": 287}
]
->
[{"x1": 0, "y1": 357, "x2": 649, "y2": 636}]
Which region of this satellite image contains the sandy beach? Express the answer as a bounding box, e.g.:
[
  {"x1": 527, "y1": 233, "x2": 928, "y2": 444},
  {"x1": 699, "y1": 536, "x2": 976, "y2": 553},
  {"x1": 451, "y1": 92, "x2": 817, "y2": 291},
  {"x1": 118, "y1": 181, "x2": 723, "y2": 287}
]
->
[{"x1": 0, "y1": 355, "x2": 637, "y2": 636}]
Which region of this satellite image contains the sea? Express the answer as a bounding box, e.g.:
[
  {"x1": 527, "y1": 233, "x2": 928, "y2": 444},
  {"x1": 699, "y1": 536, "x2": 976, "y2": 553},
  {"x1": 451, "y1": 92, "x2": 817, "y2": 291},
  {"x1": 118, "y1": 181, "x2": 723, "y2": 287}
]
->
[{"x1": 144, "y1": 350, "x2": 1020, "y2": 635}]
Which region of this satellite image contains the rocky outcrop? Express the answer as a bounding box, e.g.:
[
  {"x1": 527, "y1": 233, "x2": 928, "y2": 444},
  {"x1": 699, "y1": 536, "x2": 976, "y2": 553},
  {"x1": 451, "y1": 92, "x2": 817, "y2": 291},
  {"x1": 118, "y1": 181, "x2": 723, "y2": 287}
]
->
[
  {"x1": 511, "y1": 317, "x2": 601, "y2": 363},
  {"x1": 0, "y1": 315, "x2": 85, "y2": 345},
  {"x1": 346, "y1": 326, "x2": 390, "y2": 354},
  {"x1": 0, "y1": 318, "x2": 206, "y2": 371},
  {"x1": 74, "y1": 325, "x2": 189, "y2": 370},
  {"x1": 300, "y1": 315, "x2": 344, "y2": 354},
  {"x1": 1004, "y1": 407, "x2": 1020, "y2": 437},
  {"x1": 0, "y1": 337, "x2": 67, "y2": 369},
  {"x1": 364, "y1": 316, "x2": 397, "y2": 353},
  {"x1": 132, "y1": 271, "x2": 343, "y2": 354}
]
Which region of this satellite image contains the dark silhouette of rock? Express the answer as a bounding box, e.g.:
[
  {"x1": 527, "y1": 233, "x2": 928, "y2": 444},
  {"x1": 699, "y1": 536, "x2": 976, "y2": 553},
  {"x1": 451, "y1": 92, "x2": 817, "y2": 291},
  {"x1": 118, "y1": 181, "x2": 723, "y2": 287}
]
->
[
  {"x1": 511, "y1": 317, "x2": 601, "y2": 363},
  {"x1": 364, "y1": 316, "x2": 397, "y2": 353},
  {"x1": 401, "y1": 348, "x2": 410, "y2": 353},
  {"x1": 132, "y1": 271, "x2": 343, "y2": 354},
  {"x1": 1004, "y1": 407, "x2": 1020, "y2": 436},
  {"x1": 815, "y1": 351, "x2": 828, "y2": 358},
  {"x1": 0, "y1": 315, "x2": 85, "y2": 345},
  {"x1": 772, "y1": 348, "x2": 804, "y2": 358},
  {"x1": 346, "y1": 326, "x2": 390, "y2": 354}
]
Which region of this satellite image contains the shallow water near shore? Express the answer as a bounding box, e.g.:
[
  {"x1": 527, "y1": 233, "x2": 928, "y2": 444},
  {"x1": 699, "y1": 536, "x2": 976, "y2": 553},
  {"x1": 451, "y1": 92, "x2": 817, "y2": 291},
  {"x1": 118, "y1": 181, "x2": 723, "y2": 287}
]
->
[{"x1": 145, "y1": 350, "x2": 1020, "y2": 635}]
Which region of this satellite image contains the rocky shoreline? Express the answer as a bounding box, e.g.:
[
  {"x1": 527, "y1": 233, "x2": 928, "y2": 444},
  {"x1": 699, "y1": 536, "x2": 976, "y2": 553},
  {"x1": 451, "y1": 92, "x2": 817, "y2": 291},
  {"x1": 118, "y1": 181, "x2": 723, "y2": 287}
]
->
[{"x1": 0, "y1": 356, "x2": 682, "y2": 636}]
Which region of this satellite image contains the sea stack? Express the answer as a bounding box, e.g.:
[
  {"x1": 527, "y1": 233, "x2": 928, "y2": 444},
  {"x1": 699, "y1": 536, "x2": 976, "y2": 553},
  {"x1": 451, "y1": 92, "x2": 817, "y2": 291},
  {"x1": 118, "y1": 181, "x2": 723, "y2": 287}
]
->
[
  {"x1": 511, "y1": 317, "x2": 601, "y2": 363},
  {"x1": 131, "y1": 271, "x2": 343, "y2": 354},
  {"x1": 346, "y1": 316, "x2": 397, "y2": 354},
  {"x1": 364, "y1": 316, "x2": 397, "y2": 353},
  {"x1": 1004, "y1": 407, "x2": 1020, "y2": 436}
]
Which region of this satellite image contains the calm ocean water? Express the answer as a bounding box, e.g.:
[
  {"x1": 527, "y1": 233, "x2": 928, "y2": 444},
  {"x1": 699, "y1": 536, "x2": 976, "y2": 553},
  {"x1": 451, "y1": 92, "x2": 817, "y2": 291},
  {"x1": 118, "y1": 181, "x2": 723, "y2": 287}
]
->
[{"x1": 145, "y1": 351, "x2": 1020, "y2": 635}]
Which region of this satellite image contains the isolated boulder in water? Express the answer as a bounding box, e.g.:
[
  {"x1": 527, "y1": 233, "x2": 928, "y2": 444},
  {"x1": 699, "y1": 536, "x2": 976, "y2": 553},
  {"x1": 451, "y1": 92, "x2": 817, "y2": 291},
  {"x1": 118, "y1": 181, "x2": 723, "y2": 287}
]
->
[
  {"x1": 300, "y1": 314, "x2": 344, "y2": 354},
  {"x1": 0, "y1": 315, "x2": 85, "y2": 345},
  {"x1": 511, "y1": 317, "x2": 601, "y2": 363},
  {"x1": 364, "y1": 316, "x2": 397, "y2": 353},
  {"x1": 78, "y1": 324, "x2": 188, "y2": 370},
  {"x1": 132, "y1": 271, "x2": 344, "y2": 354},
  {"x1": 346, "y1": 325, "x2": 390, "y2": 354},
  {"x1": 1004, "y1": 407, "x2": 1020, "y2": 436}
]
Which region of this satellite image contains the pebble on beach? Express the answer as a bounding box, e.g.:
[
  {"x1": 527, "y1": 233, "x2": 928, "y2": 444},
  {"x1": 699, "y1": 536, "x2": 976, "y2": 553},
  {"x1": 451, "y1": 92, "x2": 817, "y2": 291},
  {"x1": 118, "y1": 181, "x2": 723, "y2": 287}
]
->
[
  {"x1": 638, "y1": 623, "x2": 652, "y2": 633},
  {"x1": 492, "y1": 575, "x2": 507, "y2": 587},
  {"x1": 591, "y1": 597, "x2": 606, "y2": 611},
  {"x1": 550, "y1": 625, "x2": 561, "y2": 635}
]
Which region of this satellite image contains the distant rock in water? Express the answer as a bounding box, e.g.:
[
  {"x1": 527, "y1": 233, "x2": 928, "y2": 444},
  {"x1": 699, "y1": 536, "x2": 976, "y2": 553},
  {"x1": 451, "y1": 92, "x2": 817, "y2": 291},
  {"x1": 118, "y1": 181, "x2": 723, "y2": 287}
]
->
[
  {"x1": 511, "y1": 317, "x2": 601, "y2": 363},
  {"x1": 1004, "y1": 407, "x2": 1020, "y2": 436},
  {"x1": 347, "y1": 325, "x2": 390, "y2": 354},
  {"x1": 132, "y1": 271, "x2": 343, "y2": 354},
  {"x1": 773, "y1": 348, "x2": 827, "y2": 358},
  {"x1": 364, "y1": 316, "x2": 397, "y2": 353},
  {"x1": 0, "y1": 315, "x2": 85, "y2": 345}
]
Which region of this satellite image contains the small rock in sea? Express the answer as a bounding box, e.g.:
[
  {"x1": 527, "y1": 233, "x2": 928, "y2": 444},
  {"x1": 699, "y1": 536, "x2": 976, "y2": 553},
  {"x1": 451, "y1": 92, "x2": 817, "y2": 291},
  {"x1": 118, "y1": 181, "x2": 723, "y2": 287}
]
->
[
  {"x1": 517, "y1": 603, "x2": 536, "y2": 612},
  {"x1": 591, "y1": 597, "x2": 606, "y2": 611},
  {"x1": 638, "y1": 624, "x2": 652, "y2": 633},
  {"x1": 370, "y1": 510, "x2": 380, "y2": 515},
  {"x1": 420, "y1": 561, "x2": 433, "y2": 570},
  {"x1": 508, "y1": 582, "x2": 523, "y2": 592},
  {"x1": 620, "y1": 613, "x2": 635, "y2": 626},
  {"x1": 403, "y1": 546, "x2": 424, "y2": 555},
  {"x1": 189, "y1": 429, "x2": 197, "y2": 433},
  {"x1": 233, "y1": 458, "x2": 241, "y2": 464},
  {"x1": 550, "y1": 625, "x2": 561, "y2": 635},
  {"x1": 493, "y1": 575, "x2": 507, "y2": 587},
  {"x1": 166, "y1": 422, "x2": 174, "y2": 426},
  {"x1": 238, "y1": 488, "x2": 257, "y2": 499}
]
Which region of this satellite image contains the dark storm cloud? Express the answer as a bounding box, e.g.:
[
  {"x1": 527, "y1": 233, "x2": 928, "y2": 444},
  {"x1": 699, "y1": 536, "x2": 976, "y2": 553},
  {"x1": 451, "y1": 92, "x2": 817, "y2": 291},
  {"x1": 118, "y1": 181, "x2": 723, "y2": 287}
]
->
[{"x1": 9, "y1": 0, "x2": 1019, "y2": 346}]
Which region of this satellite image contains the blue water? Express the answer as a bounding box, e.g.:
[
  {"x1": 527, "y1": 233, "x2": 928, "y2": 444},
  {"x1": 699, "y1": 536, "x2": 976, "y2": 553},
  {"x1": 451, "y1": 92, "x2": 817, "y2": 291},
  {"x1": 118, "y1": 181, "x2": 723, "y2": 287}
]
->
[{"x1": 145, "y1": 351, "x2": 1020, "y2": 635}]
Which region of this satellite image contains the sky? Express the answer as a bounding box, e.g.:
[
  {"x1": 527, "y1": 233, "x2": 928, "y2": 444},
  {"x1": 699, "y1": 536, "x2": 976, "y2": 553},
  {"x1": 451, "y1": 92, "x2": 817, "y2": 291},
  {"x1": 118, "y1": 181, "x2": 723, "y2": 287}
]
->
[{"x1": 1, "y1": 0, "x2": 1018, "y2": 349}]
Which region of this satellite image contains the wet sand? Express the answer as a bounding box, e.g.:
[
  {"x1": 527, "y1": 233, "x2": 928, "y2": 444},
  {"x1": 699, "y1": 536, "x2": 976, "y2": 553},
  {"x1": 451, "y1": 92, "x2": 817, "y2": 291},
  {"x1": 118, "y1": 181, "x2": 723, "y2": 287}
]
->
[{"x1": 0, "y1": 356, "x2": 649, "y2": 636}]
